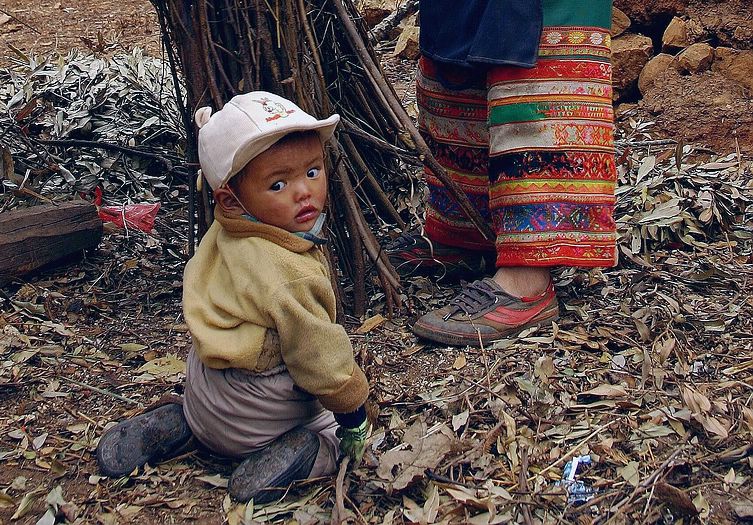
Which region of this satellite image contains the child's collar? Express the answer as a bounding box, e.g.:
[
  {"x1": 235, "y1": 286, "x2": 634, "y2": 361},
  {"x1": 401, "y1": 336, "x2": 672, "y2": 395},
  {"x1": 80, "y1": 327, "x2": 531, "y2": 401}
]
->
[{"x1": 241, "y1": 212, "x2": 328, "y2": 245}]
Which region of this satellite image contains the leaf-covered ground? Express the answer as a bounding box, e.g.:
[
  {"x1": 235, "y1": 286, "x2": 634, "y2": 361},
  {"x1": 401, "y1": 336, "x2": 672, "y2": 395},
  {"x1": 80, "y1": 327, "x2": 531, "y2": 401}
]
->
[{"x1": 2, "y1": 34, "x2": 753, "y2": 525}]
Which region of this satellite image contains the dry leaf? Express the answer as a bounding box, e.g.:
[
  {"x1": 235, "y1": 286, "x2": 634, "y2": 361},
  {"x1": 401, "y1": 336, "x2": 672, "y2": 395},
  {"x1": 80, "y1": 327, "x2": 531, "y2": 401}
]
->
[
  {"x1": 11, "y1": 490, "x2": 40, "y2": 520},
  {"x1": 196, "y1": 474, "x2": 228, "y2": 488},
  {"x1": 452, "y1": 353, "x2": 467, "y2": 370},
  {"x1": 451, "y1": 410, "x2": 469, "y2": 432},
  {"x1": 355, "y1": 314, "x2": 385, "y2": 334},
  {"x1": 376, "y1": 419, "x2": 454, "y2": 491},
  {"x1": 445, "y1": 486, "x2": 488, "y2": 509},
  {"x1": 654, "y1": 482, "x2": 698, "y2": 517},
  {"x1": 0, "y1": 491, "x2": 14, "y2": 508},
  {"x1": 534, "y1": 355, "x2": 555, "y2": 383},
  {"x1": 402, "y1": 484, "x2": 439, "y2": 525},
  {"x1": 681, "y1": 386, "x2": 711, "y2": 414},
  {"x1": 698, "y1": 414, "x2": 729, "y2": 438},
  {"x1": 733, "y1": 500, "x2": 753, "y2": 519},
  {"x1": 137, "y1": 354, "x2": 185, "y2": 377},
  {"x1": 692, "y1": 492, "x2": 710, "y2": 519},
  {"x1": 580, "y1": 384, "x2": 628, "y2": 398},
  {"x1": 617, "y1": 461, "x2": 640, "y2": 487}
]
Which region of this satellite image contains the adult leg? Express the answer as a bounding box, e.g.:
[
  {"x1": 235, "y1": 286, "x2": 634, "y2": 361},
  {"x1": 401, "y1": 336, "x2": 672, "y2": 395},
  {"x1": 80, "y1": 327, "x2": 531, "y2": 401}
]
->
[
  {"x1": 413, "y1": 0, "x2": 617, "y2": 346},
  {"x1": 488, "y1": 0, "x2": 617, "y2": 278},
  {"x1": 385, "y1": 57, "x2": 496, "y2": 279}
]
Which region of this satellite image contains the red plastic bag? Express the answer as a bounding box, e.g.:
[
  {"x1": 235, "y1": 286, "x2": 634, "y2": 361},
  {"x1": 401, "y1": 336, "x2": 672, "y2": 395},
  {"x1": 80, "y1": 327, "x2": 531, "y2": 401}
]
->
[
  {"x1": 98, "y1": 202, "x2": 161, "y2": 233},
  {"x1": 84, "y1": 187, "x2": 161, "y2": 234}
]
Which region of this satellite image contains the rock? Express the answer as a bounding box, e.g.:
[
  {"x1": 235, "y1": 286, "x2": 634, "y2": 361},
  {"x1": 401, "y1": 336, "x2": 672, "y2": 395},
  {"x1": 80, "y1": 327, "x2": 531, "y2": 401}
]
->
[
  {"x1": 713, "y1": 47, "x2": 753, "y2": 93},
  {"x1": 612, "y1": 33, "x2": 654, "y2": 99},
  {"x1": 611, "y1": 8, "x2": 631, "y2": 37},
  {"x1": 639, "y1": 54, "x2": 676, "y2": 94},
  {"x1": 685, "y1": 18, "x2": 707, "y2": 44},
  {"x1": 615, "y1": 0, "x2": 687, "y2": 27},
  {"x1": 393, "y1": 23, "x2": 420, "y2": 60},
  {"x1": 662, "y1": 17, "x2": 689, "y2": 50},
  {"x1": 677, "y1": 43, "x2": 713, "y2": 73},
  {"x1": 357, "y1": 0, "x2": 392, "y2": 28},
  {"x1": 686, "y1": 1, "x2": 753, "y2": 51}
]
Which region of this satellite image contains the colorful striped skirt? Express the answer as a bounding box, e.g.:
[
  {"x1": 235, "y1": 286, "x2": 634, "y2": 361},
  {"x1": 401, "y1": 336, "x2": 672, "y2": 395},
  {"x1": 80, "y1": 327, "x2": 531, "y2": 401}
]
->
[{"x1": 419, "y1": 1, "x2": 617, "y2": 268}]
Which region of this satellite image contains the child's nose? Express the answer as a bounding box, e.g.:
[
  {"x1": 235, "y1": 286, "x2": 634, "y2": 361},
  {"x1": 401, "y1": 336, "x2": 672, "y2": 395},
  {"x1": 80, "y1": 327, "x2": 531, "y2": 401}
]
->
[{"x1": 294, "y1": 180, "x2": 312, "y2": 201}]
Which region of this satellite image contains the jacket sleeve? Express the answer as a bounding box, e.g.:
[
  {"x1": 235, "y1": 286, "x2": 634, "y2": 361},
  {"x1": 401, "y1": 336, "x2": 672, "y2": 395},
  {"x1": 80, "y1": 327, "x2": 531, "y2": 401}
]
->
[{"x1": 267, "y1": 274, "x2": 369, "y2": 413}]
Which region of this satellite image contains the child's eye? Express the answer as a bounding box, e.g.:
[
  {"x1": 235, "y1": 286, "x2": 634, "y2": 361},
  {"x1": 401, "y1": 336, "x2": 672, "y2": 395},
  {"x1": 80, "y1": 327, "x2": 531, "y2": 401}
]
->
[
  {"x1": 306, "y1": 168, "x2": 320, "y2": 179},
  {"x1": 270, "y1": 181, "x2": 286, "y2": 191}
]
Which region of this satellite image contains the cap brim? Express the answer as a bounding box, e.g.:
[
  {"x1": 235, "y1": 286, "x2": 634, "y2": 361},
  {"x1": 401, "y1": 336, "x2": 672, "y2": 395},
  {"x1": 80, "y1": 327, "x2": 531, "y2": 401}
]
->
[{"x1": 225, "y1": 114, "x2": 340, "y2": 187}]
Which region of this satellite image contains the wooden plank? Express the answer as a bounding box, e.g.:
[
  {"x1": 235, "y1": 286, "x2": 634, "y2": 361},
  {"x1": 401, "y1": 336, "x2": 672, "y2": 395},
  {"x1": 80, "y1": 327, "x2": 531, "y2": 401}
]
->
[{"x1": 0, "y1": 201, "x2": 103, "y2": 285}]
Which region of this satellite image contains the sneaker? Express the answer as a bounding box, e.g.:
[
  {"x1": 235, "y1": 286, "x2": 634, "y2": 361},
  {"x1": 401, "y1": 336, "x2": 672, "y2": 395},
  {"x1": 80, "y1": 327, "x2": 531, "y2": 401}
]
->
[
  {"x1": 228, "y1": 426, "x2": 320, "y2": 504},
  {"x1": 412, "y1": 277, "x2": 559, "y2": 346},
  {"x1": 96, "y1": 403, "x2": 194, "y2": 477},
  {"x1": 385, "y1": 232, "x2": 495, "y2": 280}
]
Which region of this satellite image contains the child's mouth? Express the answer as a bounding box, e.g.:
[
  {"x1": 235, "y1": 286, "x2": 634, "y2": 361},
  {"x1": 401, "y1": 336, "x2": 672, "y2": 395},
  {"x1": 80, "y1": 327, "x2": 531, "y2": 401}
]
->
[{"x1": 295, "y1": 205, "x2": 319, "y2": 223}]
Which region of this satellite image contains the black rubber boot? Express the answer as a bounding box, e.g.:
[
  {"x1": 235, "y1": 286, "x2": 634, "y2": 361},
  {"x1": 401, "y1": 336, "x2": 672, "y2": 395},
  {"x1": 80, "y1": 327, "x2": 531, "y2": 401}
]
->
[
  {"x1": 96, "y1": 403, "x2": 194, "y2": 477},
  {"x1": 228, "y1": 426, "x2": 320, "y2": 504}
]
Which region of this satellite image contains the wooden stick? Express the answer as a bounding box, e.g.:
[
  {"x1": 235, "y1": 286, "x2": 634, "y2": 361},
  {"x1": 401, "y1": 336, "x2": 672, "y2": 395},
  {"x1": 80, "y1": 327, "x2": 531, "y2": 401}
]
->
[
  {"x1": 58, "y1": 377, "x2": 143, "y2": 407},
  {"x1": 370, "y1": 0, "x2": 419, "y2": 43},
  {"x1": 340, "y1": 134, "x2": 405, "y2": 228},
  {"x1": 518, "y1": 447, "x2": 534, "y2": 525},
  {"x1": 331, "y1": 457, "x2": 349, "y2": 525}
]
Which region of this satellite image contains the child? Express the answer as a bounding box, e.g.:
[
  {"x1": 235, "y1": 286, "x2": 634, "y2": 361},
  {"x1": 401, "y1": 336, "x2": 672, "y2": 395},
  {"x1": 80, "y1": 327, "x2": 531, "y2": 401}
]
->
[{"x1": 96, "y1": 92, "x2": 370, "y2": 504}]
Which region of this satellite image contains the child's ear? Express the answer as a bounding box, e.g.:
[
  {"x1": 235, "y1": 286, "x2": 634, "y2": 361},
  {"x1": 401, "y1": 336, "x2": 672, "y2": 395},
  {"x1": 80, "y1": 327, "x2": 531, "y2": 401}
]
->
[{"x1": 214, "y1": 187, "x2": 245, "y2": 215}]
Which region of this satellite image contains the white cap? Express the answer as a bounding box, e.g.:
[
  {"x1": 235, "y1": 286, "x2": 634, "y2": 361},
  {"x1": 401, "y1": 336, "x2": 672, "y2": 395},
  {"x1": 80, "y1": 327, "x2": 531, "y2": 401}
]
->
[{"x1": 195, "y1": 91, "x2": 340, "y2": 190}]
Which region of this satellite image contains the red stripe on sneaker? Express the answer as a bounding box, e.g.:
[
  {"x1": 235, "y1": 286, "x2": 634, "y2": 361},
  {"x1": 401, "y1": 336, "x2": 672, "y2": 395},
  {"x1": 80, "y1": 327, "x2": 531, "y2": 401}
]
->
[
  {"x1": 483, "y1": 284, "x2": 556, "y2": 325},
  {"x1": 483, "y1": 299, "x2": 554, "y2": 325}
]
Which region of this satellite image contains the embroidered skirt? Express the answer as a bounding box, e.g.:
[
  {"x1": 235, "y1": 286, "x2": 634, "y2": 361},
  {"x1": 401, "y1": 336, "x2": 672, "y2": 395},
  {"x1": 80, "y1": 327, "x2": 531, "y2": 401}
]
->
[{"x1": 420, "y1": 0, "x2": 617, "y2": 267}]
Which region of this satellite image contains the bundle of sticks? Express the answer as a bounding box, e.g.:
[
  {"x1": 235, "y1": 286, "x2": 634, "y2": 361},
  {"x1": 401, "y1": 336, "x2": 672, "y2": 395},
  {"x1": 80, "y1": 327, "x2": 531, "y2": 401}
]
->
[{"x1": 150, "y1": 0, "x2": 490, "y2": 315}]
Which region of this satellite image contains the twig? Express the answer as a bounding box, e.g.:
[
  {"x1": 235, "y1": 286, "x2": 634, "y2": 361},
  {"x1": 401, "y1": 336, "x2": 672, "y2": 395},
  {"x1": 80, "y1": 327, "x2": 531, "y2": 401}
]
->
[
  {"x1": 36, "y1": 139, "x2": 180, "y2": 167},
  {"x1": 531, "y1": 418, "x2": 621, "y2": 482},
  {"x1": 518, "y1": 447, "x2": 534, "y2": 525},
  {"x1": 596, "y1": 447, "x2": 687, "y2": 525},
  {"x1": 711, "y1": 443, "x2": 753, "y2": 465},
  {"x1": 331, "y1": 457, "x2": 349, "y2": 525},
  {"x1": 340, "y1": 133, "x2": 405, "y2": 228},
  {"x1": 0, "y1": 8, "x2": 42, "y2": 34},
  {"x1": 58, "y1": 376, "x2": 143, "y2": 407}
]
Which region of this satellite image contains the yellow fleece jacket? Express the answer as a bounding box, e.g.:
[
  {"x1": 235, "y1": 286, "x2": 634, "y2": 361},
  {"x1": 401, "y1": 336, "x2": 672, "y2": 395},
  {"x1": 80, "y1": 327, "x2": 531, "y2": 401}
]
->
[{"x1": 182, "y1": 207, "x2": 369, "y2": 414}]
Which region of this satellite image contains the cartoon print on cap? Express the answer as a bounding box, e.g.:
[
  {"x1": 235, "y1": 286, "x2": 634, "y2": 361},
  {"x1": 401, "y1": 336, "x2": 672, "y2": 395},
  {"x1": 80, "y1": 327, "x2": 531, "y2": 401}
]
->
[{"x1": 255, "y1": 97, "x2": 296, "y2": 122}]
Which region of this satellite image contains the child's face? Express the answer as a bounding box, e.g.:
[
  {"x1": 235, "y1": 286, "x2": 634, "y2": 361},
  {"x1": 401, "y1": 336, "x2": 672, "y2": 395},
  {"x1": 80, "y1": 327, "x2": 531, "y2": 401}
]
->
[{"x1": 231, "y1": 133, "x2": 327, "y2": 233}]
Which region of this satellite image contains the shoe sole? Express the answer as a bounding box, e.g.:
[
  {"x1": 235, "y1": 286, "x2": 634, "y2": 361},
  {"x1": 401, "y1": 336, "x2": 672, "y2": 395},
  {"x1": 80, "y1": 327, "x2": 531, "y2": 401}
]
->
[
  {"x1": 228, "y1": 427, "x2": 320, "y2": 504},
  {"x1": 413, "y1": 305, "x2": 560, "y2": 347},
  {"x1": 96, "y1": 403, "x2": 193, "y2": 478}
]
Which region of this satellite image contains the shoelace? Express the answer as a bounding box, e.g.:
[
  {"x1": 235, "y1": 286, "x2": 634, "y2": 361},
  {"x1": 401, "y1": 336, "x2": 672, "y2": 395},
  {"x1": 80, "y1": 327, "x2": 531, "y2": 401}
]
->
[{"x1": 445, "y1": 279, "x2": 500, "y2": 319}]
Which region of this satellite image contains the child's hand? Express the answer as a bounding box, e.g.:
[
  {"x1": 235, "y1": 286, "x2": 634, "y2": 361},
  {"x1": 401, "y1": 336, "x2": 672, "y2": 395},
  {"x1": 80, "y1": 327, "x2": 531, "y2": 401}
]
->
[{"x1": 337, "y1": 420, "x2": 369, "y2": 464}]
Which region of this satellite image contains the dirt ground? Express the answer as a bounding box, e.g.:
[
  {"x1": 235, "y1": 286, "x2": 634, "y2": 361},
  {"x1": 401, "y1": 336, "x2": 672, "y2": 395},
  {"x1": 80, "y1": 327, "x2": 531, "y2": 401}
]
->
[{"x1": 0, "y1": 0, "x2": 160, "y2": 64}]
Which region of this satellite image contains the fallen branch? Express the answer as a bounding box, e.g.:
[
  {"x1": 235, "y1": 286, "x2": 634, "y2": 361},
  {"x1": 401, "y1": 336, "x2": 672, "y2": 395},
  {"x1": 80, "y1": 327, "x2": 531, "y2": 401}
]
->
[
  {"x1": 370, "y1": 0, "x2": 419, "y2": 43},
  {"x1": 58, "y1": 376, "x2": 143, "y2": 407},
  {"x1": 331, "y1": 456, "x2": 350, "y2": 525}
]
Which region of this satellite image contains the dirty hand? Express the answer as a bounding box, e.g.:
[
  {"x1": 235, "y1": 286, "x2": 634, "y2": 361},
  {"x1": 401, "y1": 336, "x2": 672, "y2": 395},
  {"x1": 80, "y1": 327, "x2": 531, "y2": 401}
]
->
[{"x1": 337, "y1": 420, "x2": 369, "y2": 464}]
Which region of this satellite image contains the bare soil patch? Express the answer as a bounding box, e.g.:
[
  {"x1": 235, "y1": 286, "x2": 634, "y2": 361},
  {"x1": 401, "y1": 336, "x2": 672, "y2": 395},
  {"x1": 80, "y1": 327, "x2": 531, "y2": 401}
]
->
[{"x1": 0, "y1": 0, "x2": 160, "y2": 66}]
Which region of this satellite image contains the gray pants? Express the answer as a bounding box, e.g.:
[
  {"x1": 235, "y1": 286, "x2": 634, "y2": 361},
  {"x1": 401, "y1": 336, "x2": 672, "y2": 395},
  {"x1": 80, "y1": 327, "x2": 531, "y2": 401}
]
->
[{"x1": 183, "y1": 347, "x2": 339, "y2": 478}]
